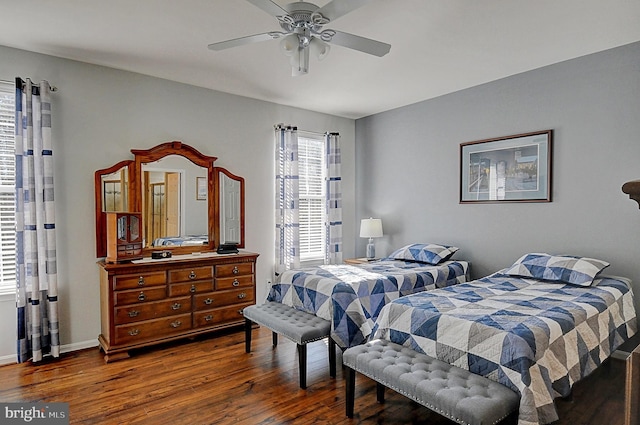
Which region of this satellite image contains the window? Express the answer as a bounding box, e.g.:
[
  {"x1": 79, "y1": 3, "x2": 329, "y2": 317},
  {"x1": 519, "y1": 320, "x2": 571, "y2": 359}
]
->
[
  {"x1": 0, "y1": 80, "x2": 16, "y2": 295},
  {"x1": 298, "y1": 133, "x2": 326, "y2": 262}
]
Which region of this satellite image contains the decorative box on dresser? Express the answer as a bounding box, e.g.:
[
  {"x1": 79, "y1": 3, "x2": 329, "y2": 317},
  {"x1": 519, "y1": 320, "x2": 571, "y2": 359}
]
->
[{"x1": 98, "y1": 251, "x2": 259, "y2": 362}]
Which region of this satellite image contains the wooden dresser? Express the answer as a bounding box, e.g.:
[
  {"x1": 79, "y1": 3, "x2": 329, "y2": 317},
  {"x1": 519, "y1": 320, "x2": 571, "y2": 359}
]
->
[{"x1": 98, "y1": 251, "x2": 259, "y2": 362}]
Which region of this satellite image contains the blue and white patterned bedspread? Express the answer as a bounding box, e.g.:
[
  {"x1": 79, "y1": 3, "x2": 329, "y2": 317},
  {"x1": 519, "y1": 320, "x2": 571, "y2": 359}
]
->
[
  {"x1": 267, "y1": 260, "x2": 469, "y2": 348},
  {"x1": 371, "y1": 272, "x2": 637, "y2": 425},
  {"x1": 152, "y1": 235, "x2": 208, "y2": 246}
]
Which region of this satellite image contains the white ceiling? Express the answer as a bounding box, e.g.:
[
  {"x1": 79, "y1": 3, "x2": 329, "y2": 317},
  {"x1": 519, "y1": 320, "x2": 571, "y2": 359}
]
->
[{"x1": 1, "y1": 0, "x2": 639, "y2": 119}]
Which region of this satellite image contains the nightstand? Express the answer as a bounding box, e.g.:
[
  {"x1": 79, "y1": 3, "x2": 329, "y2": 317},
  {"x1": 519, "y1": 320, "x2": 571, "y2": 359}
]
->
[{"x1": 344, "y1": 258, "x2": 378, "y2": 265}]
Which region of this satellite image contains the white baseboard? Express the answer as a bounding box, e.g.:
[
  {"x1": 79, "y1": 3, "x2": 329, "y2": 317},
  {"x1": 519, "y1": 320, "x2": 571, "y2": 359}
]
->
[{"x1": 0, "y1": 339, "x2": 98, "y2": 366}]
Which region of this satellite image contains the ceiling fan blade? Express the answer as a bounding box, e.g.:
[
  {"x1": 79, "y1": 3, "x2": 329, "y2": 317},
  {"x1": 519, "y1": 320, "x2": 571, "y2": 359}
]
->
[
  {"x1": 208, "y1": 32, "x2": 282, "y2": 51},
  {"x1": 327, "y1": 30, "x2": 390, "y2": 57},
  {"x1": 316, "y1": 0, "x2": 372, "y2": 21},
  {"x1": 245, "y1": 0, "x2": 288, "y2": 17}
]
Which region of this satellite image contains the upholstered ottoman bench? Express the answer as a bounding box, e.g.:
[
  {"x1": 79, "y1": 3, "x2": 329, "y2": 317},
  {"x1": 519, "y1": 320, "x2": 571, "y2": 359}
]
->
[
  {"x1": 343, "y1": 339, "x2": 519, "y2": 425},
  {"x1": 243, "y1": 301, "x2": 337, "y2": 389}
]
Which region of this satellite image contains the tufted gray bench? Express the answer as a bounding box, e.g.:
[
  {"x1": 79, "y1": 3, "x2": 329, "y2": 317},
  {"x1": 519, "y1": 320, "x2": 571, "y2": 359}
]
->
[
  {"x1": 243, "y1": 301, "x2": 336, "y2": 389},
  {"x1": 343, "y1": 339, "x2": 520, "y2": 425}
]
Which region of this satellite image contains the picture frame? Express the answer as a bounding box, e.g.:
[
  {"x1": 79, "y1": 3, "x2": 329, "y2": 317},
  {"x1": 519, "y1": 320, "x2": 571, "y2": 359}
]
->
[
  {"x1": 460, "y1": 130, "x2": 552, "y2": 203},
  {"x1": 196, "y1": 177, "x2": 207, "y2": 201}
]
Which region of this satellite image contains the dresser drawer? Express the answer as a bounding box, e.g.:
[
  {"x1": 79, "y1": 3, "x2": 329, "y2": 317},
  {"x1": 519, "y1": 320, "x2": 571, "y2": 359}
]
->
[
  {"x1": 169, "y1": 266, "x2": 213, "y2": 283},
  {"x1": 114, "y1": 296, "x2": 191, "y2": 325},
  {"x1": 216, "y1": 275, "x2": 254, "y2": 290},
  {"x1": 113, "y1": 271, "x2": 166, "y2": 290},
  {"x1": 114, "y1": 313, "x2": 191, "y2": 345},
  {"x1": 169, "y1": 280, "x2": 214, "y2": 297},
  {"x1": 193, "y1": 303, "x2": 251, "y2": 329},
  {"x1": 194, "y1": 289, "x2": 254, "y2": 311},
  {"x1": 215, "y1": 263, "x2": 253, "y2": 278},
  {"x1": 114, "y1": 286, "x2": 167, "y2": 306}
]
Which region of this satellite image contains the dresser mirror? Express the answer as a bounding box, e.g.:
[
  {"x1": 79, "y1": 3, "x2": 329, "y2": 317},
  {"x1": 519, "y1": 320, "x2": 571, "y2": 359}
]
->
[
  {"x1": 95, "y1": 160, "x2": 133, "y2": 258},
  {"x1": 95, "y1": 141, "x2": 245, "y2": 258},
  {"x1": 217, "y1": 168, "x2": 244, "y2": 245},
  {"x1": 141, "y1": 156, "x2": 208, "y2": 247}
]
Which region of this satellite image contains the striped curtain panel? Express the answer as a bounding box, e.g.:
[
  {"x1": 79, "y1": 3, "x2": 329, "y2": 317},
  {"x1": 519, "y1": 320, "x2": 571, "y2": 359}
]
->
[
  {"x1": 15, "y1": 78, "x2": 60, "y2": 363},
  {"x1": 274, "y1": 124, "x2": 300, "y2": 276},
  {"x1": 324, "y1": 132, "x2": 342, "y2": 264}
]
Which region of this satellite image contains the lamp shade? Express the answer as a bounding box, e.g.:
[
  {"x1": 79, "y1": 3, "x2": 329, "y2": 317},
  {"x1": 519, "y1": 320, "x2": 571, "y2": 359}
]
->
[{"x1": 359, "y1": 218, "x2": 383, "y2": 238}]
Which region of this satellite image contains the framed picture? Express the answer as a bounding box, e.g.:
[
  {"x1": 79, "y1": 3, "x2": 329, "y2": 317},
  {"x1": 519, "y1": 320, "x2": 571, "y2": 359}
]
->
[
  {"x1": 196, "y1": 177, "x2": 207, "y2": 201},
  {"x1": 460, "y1": 130, "x2": 552, "y2": 203}
]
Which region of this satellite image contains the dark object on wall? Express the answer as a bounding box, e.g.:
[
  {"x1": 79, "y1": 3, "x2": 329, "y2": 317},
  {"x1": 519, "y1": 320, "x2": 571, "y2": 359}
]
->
[{"x1": 622, "y1": 180, "x2": 640, "y2": 208}]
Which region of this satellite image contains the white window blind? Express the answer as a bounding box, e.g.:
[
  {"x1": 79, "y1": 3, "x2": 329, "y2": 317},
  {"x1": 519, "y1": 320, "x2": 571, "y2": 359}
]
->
[
  {"x1": 298, "y1": 134, "x2": 326, "y2": 262},
  {"x1": 0, "y1": 80, "x2": 16, "y2": 295}
]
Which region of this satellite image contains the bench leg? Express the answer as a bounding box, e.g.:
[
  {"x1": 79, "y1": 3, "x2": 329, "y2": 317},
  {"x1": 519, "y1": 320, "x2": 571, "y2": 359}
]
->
[
  {"x1": 244, "y1": 318, "x2": 252, "y2": 353},
  {"x1": 297, "y1": 344, "x2": 307, "y2": 389},
  {"x1": 345, "y1": 366, "x2": 356, "y2": 418},
  {"x1": 328, "y1": 337, "x2": 337, "y2": 378},
  {"x1": 272, "y1": 331, "x2": 278, "y2": 347},
  {"x1": 376, "y1": 382, "x2": 385, "y2": 403}
]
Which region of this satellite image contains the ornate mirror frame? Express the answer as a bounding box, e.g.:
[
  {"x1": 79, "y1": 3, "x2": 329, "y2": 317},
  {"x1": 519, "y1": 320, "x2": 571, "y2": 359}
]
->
[
  {"x1": 95, "y1": 159, "x2": 134, "y2": 258},
  {"x1": 95, "y1": 141, "x2": 245, "y2": 258},
  {"x1": 214, "y1": 167, "x2": 245, "y2": 246}
]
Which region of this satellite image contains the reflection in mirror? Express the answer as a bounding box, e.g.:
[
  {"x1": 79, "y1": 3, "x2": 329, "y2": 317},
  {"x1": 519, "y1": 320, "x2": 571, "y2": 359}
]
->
[
  {"x1": 141, "y1": 155, "x2": 208, "y2": 248},
  {"x1": 101, "y1": 167, "x2": 129, "y2": 212},
  {"x1": 117, "y1": 215, "x2": 127, "y2": 241},
  {"x1": 130, "y1": 215, "x2": 140, "y2": 241},
  {"x1": 219, "y1": 173, "x2": 241, "y2": 244}
]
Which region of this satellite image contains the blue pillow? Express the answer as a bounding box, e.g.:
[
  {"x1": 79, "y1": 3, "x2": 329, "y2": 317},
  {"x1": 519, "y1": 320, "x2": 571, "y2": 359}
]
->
[
  {"x1": 503, "y1": 253, "x2": 609, "y2": 286},
  {"x1": 385, "y1": 243, "x2": 459, "y2": 265}
]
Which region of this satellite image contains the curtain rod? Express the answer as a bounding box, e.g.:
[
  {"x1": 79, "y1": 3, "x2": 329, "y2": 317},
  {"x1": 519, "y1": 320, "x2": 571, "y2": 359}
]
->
[
  {"x1": 275, "y1": 125, "x2": 338, "y2": 137},
  {"x1": 14, "y1": 78, "x2": 58, "y2": 92}
]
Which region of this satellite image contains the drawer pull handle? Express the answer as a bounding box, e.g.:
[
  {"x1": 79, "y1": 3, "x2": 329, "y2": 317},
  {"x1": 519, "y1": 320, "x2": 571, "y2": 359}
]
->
[
  {"x1": 128, "y1": 329, "x2": 140, "y2": 336},
  {"x1": 204, "y1": 298, "x2": 213, "y2": 305},
  {"x1": 190, "y1": 284, "x2": 196, "y2": 293},
  {"x1": 232, "y1": 266, "x2": 239, "y2": 275},
  {"x1": 138, "y1": 276, "x2": 145, "y2": 286},
  {"x1": 138, "y1": 292, "x2": 146, "y2": 301},
  {"x1": 170, "y1": 320, "x2": 182, "y2": 328},
  {"x1": 189, "y1": 271, "x2": 197, "y2": 280},
  {"x1": 238, "y1": 309, "x2": 244, "y2": 315},
  {"x1": 232, "y1": 279, "x2": 240, "y2": 287},
  {"x1": 204, "y1": 314, "x2": 213, "y2": 322},
  {"x1": 238, "y1": 292, "x2": 246, "y2": 299},
  {"x1": 128, "y1": 310, "x2": 140, "y2": 318},
  {"x1": 171, "y1": 303, "x2": 181, "y2": 310}
]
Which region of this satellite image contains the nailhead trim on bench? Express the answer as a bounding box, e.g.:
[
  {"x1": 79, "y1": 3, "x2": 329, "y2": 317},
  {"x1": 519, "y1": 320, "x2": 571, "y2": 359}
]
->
[{"x1": 343, "y1": 339, "x2": 519, "y2": 425}]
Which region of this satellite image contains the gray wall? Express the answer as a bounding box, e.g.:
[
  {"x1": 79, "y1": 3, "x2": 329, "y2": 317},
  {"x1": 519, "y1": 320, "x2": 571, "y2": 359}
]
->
[
  {"x1": 356, "y1": 41, "x2": 640, "y2": 316},
  {"x1": 0, "y1": 45, "x2": 357, "y2": 363}
]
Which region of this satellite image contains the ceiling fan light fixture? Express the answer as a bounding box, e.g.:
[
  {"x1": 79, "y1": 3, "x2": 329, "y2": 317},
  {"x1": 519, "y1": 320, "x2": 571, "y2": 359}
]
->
[
  {"x1": 280, "y1": 33, "x2": 299, "y2": 56},
  {"x1": 310, "y1": 37, "x2": 330, "y2": 61},
  {"x1": 208, "y1": 0, "x2": 391, "y2": 76}
]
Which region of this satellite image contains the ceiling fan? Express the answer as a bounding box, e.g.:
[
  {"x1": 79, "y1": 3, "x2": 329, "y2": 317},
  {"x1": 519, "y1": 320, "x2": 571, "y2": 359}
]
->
[{"x1": 208, "y1": 0, "x2": 391, "y2": 76}]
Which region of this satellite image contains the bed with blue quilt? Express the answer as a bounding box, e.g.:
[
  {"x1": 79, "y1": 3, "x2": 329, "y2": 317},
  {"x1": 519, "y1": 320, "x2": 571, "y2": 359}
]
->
[
  {"x1": 370, "y1": 253, "x2": 638, "y2": 425},
  {"x1": 152, "y1": 234, "x2": 208, "y2": 246},
  {"x1": 267, "y1": 243, "x2": 470, "y2": 348}
]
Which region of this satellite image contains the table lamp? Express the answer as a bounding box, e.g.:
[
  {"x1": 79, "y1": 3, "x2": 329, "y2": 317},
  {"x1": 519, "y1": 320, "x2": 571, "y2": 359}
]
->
[{"x1": 359, "y1": 218, "x2": 383, "y2": 259}]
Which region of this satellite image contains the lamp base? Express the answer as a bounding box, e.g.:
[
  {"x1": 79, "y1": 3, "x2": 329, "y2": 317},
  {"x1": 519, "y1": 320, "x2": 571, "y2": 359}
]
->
[{"x1": 366, "y1": 240, "x2": 375, "y2": 259}]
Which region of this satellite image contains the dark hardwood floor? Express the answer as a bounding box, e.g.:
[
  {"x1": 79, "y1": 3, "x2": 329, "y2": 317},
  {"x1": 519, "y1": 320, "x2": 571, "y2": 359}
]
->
[{"x1": 0, "y1": 326, "x2": 627, "y2": 424}]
